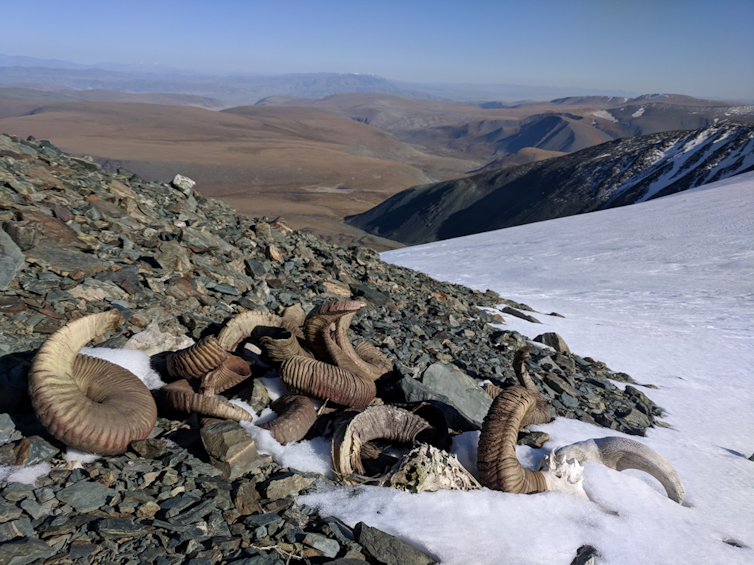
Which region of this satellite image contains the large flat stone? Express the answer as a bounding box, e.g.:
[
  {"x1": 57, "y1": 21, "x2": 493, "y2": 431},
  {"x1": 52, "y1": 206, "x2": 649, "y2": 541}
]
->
[
  {"x1": 56, "y1": 481, "x2": 116, "y2": 513},
  {"x1": 355, "y1": 522, "x2": 435, "y2": 565},
  {"x1": 25, "y1": 241, "x2": 110, "y2": 279},
  {"x1": 420, "y1": 363, "x2": 492, "y2": 429},
  {"x1": 0, "y1": 538, "x2": 55, "y2": 565}
]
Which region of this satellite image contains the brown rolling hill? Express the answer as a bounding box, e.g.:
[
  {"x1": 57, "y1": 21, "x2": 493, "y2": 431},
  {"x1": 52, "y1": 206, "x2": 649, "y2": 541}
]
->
[
  {"x1": 0, "y1": 85, "x2": 224, "y2": 118},
  {"x1": 259, "y1": 92, "x2": 754, "y2": 170},
  {"x1": 0, "y1": 99, "x2": 477, "y2": 249}
]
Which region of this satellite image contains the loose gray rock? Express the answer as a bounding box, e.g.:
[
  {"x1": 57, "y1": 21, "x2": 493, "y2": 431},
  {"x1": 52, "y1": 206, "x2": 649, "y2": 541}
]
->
[
  {"x1": 420, "y1": 363, "x2": 492, "y2": 429},
  {"x1": 0, "y1": 518, "x2": 34, "y2": 543},
  {"x1": 0, "y1": 228, "x2": 25, "y2": 290},
  {"x1": 56, "y1": 481, "x2": 115, "y2": 513},
  {"x1": 200, "y1": 420, "x2": 262, "y2": 480},
  {"x1": 534, "y1": 332, "x2": 571, "y2": 353},
  {"x1": 172, "y1": 174, "x2": 196, "y2": 196},
  {"x1": 0, "y1": 538, "x2": 56, "y2": 565},
  {"x1": 96, "y1": 517, "x2": 146, "y2": 538},
  {"x1": 0, "y1": 413, "x2": 16, "y2": 444},
  {"x1": 304, "y1": 532, "x2": 341, "y2": 558},
  {"x1": 570, "y1": 544, "x2": 600, "y2": 565},
  {"x1": 12, "y1": 436, "x2": 58, "y2": 466},
  {"x1": 502, "y1": 306, "x2": 542, "y2": 324},
  {"x1": 354, "y1": 522, "x2": 436, "y2": 565}
]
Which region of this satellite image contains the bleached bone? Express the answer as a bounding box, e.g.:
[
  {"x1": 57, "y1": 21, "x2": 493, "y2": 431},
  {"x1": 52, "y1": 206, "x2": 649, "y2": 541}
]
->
[{"x1": 548, "y1": 437, "x2": 685, "y2": 503}]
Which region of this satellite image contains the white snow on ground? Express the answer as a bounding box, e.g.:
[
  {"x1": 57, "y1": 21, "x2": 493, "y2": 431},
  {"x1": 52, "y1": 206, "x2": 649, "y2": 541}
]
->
[
  {"x1": 632, "y1": 107, "x2": 645, "y2": 118},
  {"x1": 81, "y1": 346, "x2": 166, "y2": 390},
  {"x1": 592, "y1": 110, "x2": 618, "y2": 123},
  {"x1": 298, "y1": 171, "x2": 754, "y2": 564}
]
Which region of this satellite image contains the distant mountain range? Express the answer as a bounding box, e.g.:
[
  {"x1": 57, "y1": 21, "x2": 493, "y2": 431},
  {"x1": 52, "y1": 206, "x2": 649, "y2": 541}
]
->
[
  {"x1": 0, "y1": 53, "x2": 649, "y2": 105},
  {"x1": 346, "y1": 122, "x2": 754, "y2": 245}
]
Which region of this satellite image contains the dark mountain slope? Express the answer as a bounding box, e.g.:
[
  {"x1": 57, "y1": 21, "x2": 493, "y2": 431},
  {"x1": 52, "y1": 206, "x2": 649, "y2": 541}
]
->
[{"x1": 346, "y1": 122, "x2": 754, "y2": 245}]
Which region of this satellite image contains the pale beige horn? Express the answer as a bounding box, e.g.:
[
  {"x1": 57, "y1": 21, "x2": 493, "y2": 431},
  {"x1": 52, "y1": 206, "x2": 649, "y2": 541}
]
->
[
  {"x1": 331, "y1": 405, "x2": 432, "y2": 484},
  {"x1": 28, "y1": 310, "x2": 157, "y2": 455},
  {"x1": 217, "y1": 310, "x2": 303, "y2": 352},
  {"x1": 553, "y1": 437, "x2": 685, "y2": 503}
]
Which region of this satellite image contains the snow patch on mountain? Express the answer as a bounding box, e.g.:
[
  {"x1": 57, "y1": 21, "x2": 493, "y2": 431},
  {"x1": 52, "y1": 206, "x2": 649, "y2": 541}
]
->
[{"x1": 592, "y1": 110, "x2": 618, "y2": 123}]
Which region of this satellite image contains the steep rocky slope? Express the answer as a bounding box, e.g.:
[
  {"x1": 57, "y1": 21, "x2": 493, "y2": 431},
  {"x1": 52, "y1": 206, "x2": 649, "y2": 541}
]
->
[{"x1": 347, "y1": 121, "x2": 754, "y2": 245}]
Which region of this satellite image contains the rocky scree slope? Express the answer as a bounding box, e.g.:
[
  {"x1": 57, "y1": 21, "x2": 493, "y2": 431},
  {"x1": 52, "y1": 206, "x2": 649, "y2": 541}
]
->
[
  {"x1": 347, "y1": 121, "x2": 754, "y2": 245},
  {"x1": 0, "y1": 133, "x2": 665, "y2": 564}
]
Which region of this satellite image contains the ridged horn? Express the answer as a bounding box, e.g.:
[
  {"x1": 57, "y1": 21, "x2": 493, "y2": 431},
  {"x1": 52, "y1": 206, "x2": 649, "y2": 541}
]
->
[
  {"x1": 216, "y1": 310, "x2": 291, "y2": 351},
  {"x1": 477, "y1": 386, "x2": 549, "y2": 494},
  {"x1": 258, "y1": 330, "x2": 314, "y2": 364},
  {"x1": 204, "y1": 354, "x2": 252, "y2": 395},
  {"x1": 257, "y1": 395, "x2": 317, "y2": 444},
  {"x1": 332, "y1": 405, "x2": 432, "y2": 484},
  {"x1": 279, "y1": 356, "x2": 376, "y2": 407},
  {"x1": 484, "y1": 382, "x2": 504, "y2": 400},
  {"x1": 513, "y1": 347, "x2": 552, "y2": 425},
  {"x1": 166, "y1": 336, "x2": 228, "y2": 380},
  {"x1": 303, "y1": 300, "x2": 392, "y2": 381},
  {"x1": 159, "y1": 379, "x2": 253, "y2": 421},
  {"x1": 28, "y1": 310, "x2": 157, "y2": 455},
  {"x1": 354, "y1": 341, "x2": 393, "y2": 378},
  {"x1": 552, "y1": 437, "x2": 685, "y2": 503}
]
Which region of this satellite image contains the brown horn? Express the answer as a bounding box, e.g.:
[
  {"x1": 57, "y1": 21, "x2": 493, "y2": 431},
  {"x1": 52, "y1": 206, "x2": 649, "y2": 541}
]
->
[
  {"x1": 28, "y1": 310, "x2": 157, "y2": 455},
  {"x1": 166, "y1": 336, "x2": 228, "y2": 380},
  {"x1": 279, "y1": 356, "x2": 376, "y2": 407},
  {"x1": 258, "y1": 330, "x2": 314, "y2": 364},
  {"x1": 159, "y1": 379, "x2": 253, "y2": 421},
  {"x1": 303, "y1": 300, "x2": 392, "y2": 381},
  {"x1": 513, "y1": 347, "x2": 552, "y2": 425},
  {"x1": 257, "y1": 395, "x2": 317, "y2": 444},
  {"x1": 477, "y1": 386, "x2": 549, "y2": 494}
]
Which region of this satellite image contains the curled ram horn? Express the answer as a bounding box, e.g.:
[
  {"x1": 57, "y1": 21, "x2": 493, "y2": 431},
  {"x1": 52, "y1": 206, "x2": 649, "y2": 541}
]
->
[
  {"x1": 331, "y1": 405, "x2": 432, "y2": 484},
  {"x1": 303, "y1": 300, "x2": 392, "y2": 381},
  {"x1": 546, "y1": 437, "x2": 685, "y2": 503},
  {"x1": 258, "y1": 330, "x2": 314, "y2": 364},
  {"x1": 216, "y1": 310, "x2": 303, "y2": 352},
  {"x1": 279, "y1": 356, "x2": 376, "y2": 407},
  {"x1": 159, "y1": 379, "x2": 254, "y2": 422},
  {"x1": 478, "y1": 386, "x2": 684, "y2": 503},
  {"x1": 513, "y1": 346, "x2": 552, "y2": 425},
  {"x1": 166, "y1": 335, "x2": 228, "y2": 380},
  {"x1": 257, "y1": 395, "x2": 317, "y2": 444},
  {"x1": 165, "y1": 335, "x2": 251, "y2": 395},
  {"x1": 477, "y1": 386, "x2": 550, "y2": 494},
  {"x1": 28, "y1": 310, "x2": 157, "y2": 455}
]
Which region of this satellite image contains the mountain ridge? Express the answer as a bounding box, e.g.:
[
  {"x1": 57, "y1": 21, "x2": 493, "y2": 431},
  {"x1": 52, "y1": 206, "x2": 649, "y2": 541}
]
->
[{"x1": 346, "y1": 121, "x2": 754, "y2": 245}]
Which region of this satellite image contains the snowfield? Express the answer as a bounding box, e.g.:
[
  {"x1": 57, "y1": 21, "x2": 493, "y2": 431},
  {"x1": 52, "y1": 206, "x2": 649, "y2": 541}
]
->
[{"x1": 321, "y1": 170, "x2": 752, "y2": 564}]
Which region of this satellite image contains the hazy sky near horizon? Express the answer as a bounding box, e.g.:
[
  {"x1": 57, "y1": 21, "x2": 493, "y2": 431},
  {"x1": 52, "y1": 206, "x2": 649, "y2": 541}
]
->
[{"x1": 3, "y1": 0, "x2": 753, "y2": 99}]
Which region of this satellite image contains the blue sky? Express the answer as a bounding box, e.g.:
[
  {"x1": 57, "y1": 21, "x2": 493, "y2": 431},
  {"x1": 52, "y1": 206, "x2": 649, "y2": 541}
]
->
[{"x1": 4, "y1": 0, "x2": 753, "y2": 99}]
